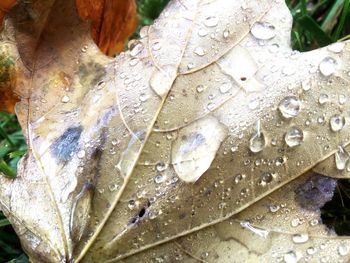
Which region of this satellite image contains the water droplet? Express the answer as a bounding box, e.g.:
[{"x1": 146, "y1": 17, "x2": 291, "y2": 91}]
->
[
  {"x1": 154, "y1": 174, "x2": 165, "y2": 184},
  {"x1": 152, "y1": 42, "x2": 161, "y2": 51},
  {"x1": 204, "y1": 16, "x2": 218, "y2": 27},
  {"x1": 283, "y1": 251, "x2": 298, "y2": 263},
  {"x1": 128, "y1": 200, "x2": 136, "y2": 210},
  {"x1": 285, "y1": 127, "x2": 303, "y2": 147},
  {"x1": 240, "y1": 220, "x2": 269, "y2": 238},
  {"x1": 339, "y1": 94, "x2": 347, "y2": 105},
  {"x1": 77, "y1": 150, "x2": 86, "y2": 159},
  {"x1": 139, "y1": 93, "x2": 150, "y2": 102},
  {"x1": 108, "y1": 183, "x2": 119, "y2": 192},
  {"x1": 61, "y1": 95, "x2": 70, "y2": 103},
  {"x1": 156, "y1": 162, "x2": 168, "y2": 172},
  {"x1": 194, "y1": 47, "x2": 206, "y2": 56},
  {"x1": 129, "y1": 58, "x2": 139, "y2": 67},
  {"x1": 292, "y1": 233, "x2": 309, "y2": 244},
  {"x1": 223, "y1": 29, "x2": 230, "y2": 38},
  {"x1": 306, "y1": 247, "x2": 316, "y2": 255},
  {"x1": 251, "y1": 22, "x2": 276, "y2": 40},
  {"x1": 319, "y1": 57, "x2": 337, "y2": 77},
  {"x1": 318, "y1": 94, "x2": 329, "y2": 105},
  {"x1": 335, "y1": 146, "x2": 349, "y2": 170},
  {"x1": 198, "y1": 28, "x2": 208, "y2": 37},
  {"x1": 130, "y1": 43, "x2": 144, "y2": 57},
  {"x1": 207, "y1": 102, "x2": 216, "y2": 111},
  {"x1": 172, "y1": 116, "x2": 227, "y2": 183},
  {"x1": 278, "y1": 96, "x2": 301, "y2": 119},
  {"x1": 234, "y1": 174, "x2": 245, "y2": 184},
  {"x1": 219, "y1": 83, "x2": 232, "y2": 93},
  {"x1": 328, "y1": 42, "x2": 345, "y2": 53},
  {"x1": 330, "y1": 115, "x2": 345, "y2": 132},
  {"x1": 259, "y1": 172, "x2": 274, "y2": 186},
  {"x1": 269, "y1": 204, "x2": 280, "y2": 213},
  {"x1": 338, "y1": 243, "x2": 350, "y2": 256},
  {"x1": 196, "y1": 85, "x2": 205, "y2": 93},
  {"x1": 249, "y1": 120, "x2": 266, "y2": 153}
]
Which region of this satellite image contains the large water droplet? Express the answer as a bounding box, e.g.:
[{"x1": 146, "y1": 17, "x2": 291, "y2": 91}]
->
[
  {"x1": 283, "y1": 251, "x2": 298, "y2": 263},
  {"x1": 278, "y1": 96, "x2": 301, "y2": 119},
  {"x1": 338, "y1": 243, "x2": 350, "y2": 256},
  {"x1": 251, "y1": 22, "x2": 276, "y2": 40},
  {"x1": 330, "y1": 115, "x2": 345, "y2": 132},
  {"x1": 219, "y1": 83, "x2": 232, "y2": 94},
  {"x1": 335, "y1": 146, "x2": 349, "y2": 170},
  {"x1": 285, "y1": 127, "x2": 303, "y2": 147},
  {"x1": 319, "y1": 57, "x2": 337, "y2": 77},
  {"x1": 249, "y1": 120, "x2": 266, "y2": 153},
  {"x1": 172, "y1": 116, "x2": 227, "y2": 183}
]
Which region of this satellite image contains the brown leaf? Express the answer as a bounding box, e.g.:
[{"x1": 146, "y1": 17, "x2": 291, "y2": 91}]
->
[
  {"x1": 0, "y1": 0, "x2": 16, "y2": 29},
  {"x1": 76, "y1": 0, "x2": 138, "y2": 56}
]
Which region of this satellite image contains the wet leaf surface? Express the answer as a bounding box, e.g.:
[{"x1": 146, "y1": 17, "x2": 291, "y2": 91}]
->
[{"x1": 1, "y1": 0, "x2": 350, "y2": 262}]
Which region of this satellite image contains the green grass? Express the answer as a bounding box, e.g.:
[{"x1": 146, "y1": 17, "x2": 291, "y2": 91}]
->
[{"x1": 0, "y1": 0, "x2": 349, "y2": 261}]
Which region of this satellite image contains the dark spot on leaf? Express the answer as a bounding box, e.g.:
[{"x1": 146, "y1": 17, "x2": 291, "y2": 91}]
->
[
  {"x1": 295, "y1": 174, "x2": 336, "y2": 211},
  {"x1": 128, "y1": 200, "x2": 150, "y2": 227},
  {"x1": 51, "y1": 126, "x2": 82, "y2": 163},
  {"x1": 240, "y1": 77, "x2": 247, "y2": 81}
]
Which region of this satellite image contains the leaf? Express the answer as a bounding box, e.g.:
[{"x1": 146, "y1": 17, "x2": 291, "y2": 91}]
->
[
  {"x1": 76, "y1": 0, "x2": 138, "y2": 55},
  {"x1": 0, "y1": 0, "x2": 16, "y2": 29},
  {"x1": 0, "y1": 0, "x2": 350, "y2": 262}
]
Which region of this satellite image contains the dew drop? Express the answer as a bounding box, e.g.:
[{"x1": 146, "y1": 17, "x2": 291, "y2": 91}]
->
[
  {"x1": 207, "y1": 102, "x2": 216, "y2": 111},
  {"x1": 77, "y1": 150, "x2": 86, "y2": 159},
  {"x1": 285, "y1": 127, "x2": 303, "y2": 147},
  {"x1": 61, "y1": 95, "x2": 70, "y2": 103},
  {"x1": 198, "y1": 28, "x2": 208, "y2": 37},
  {"x1": 251, "y1": 22, "x2": 276, "y2": 40},
  {"x1": 204, "y1": 16, "x2": 218, "y2": 27},
  {"x1": 223, "y1": 29, "x2": 230, "y2": 39},
  {"x1": 194, "y1": 47, "x2": 206, "y2": 56},
  {"x1": 196, "y1": 85, "x2": 205, "y2": 93},
  {"x1": 283, "y1": 251, "x2": 298, "y2": 263},
  {"x1": 319, "y1": 57, "x2": 337, "y2": 77},
  {"x1": 156, "y1": 162, "x2": 168, "y2": 172},
  {"x1": 318, "y1": 94, "x2": 329, "y2": 105},
  {"x1": 139, "y1": 93, "x2": 150, "y2": 102},
  {"x1": 130, "y1": 43, "x2": 144, "y2": 57},
  {"x1": 152, "y1": 42, "x2": 162, "y2": 51},
  {"x1": 249, "y1": 120, "x2": 266, "y2": 153},
  {"x1": 335, "y1": 146, "x2": 349, "y2": 170},
  {"x1": 219, "y1": 83, "x2": 232, "y2": 94},
  {"x1": 154, "y1": 174, "x2": 165, "y2": 184},
  {"x1": 330, "y1": 115, "x2": 345, "y2": 132},
  {"x1": 338, "y1": 243, "x2": 350, "y2": 256},
  {"x1": 328, "y1": 42, "x2": 345, "y2": 53},
  {"x1": 240, "y1": 220, "x2": 269, "y2": 238},
  {"x1": 292, "y1": 233, "x2": 309, "y2": 244},
  {"x1": 278, "y1": 96, "x2": 301, "y2": 119}
]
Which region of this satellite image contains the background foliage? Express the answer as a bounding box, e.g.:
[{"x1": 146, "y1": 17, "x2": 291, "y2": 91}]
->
[{"x1": 0, "y1": 0, "x2": 349, "y2": 261}]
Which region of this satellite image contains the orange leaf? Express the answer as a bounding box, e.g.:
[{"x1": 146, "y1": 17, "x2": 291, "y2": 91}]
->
[
  {"x1": 76, "y1": 0, "x2": 138, "y2": 56},
  {"x1": 0, "y1": 0, "x2": 16, "y2": 29}
]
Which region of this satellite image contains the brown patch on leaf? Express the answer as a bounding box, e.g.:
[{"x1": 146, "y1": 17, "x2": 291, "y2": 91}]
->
[
  {"x1": 0, "y1": 53, "x2": 17, "y2": 113},
  {"x1": 76, "y1": 0, "x2": 138, "y2": 56}
]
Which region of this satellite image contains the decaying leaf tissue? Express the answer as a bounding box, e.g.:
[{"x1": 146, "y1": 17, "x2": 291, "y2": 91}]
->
[{"x1": 0, "y1": 0, "x2": 350, "y2": 262}]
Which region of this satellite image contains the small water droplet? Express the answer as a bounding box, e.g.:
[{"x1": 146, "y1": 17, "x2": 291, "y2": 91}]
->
[
  {"x1": 330, "y1": 115, "x2": 345, "y2": 132},
  {"x1": 196, "y1": 85, "x2": 205, "y2": 93},
  {"x1": 77, "y1": 150, "x2": 86, "y2": 159},
  {"x1": 154, "y1": 174, "x2": 165, "y2": 184},
  {"x1": 283, "y1": 251, "x2": 298, "y2": 263},
  {"x1": 292, "y1": 233, "x2": 309, "y2": 244},
  {"x1": 278, "y1": 96, "x2": 301, "y2": 119},
  {"x1": 318, "y1": 94, "x2": 329, "y2": 105},
  {"x1": 285, "y1": 127, "x2": 304, "y2": 147},
  {"x1": 130, "y1": 43, "x2": 144, "y2": 57},
  {"x1": 306, "y1": 247, "x2": 316, "y2": 255},
  {"x1": 194, "y1": 47, "x2": 206, "y2": 56},
  {"x1": 249, "y1": 120, "x2": 266, "y2": 153},
  {"x1": 335, "y1": 146, "x2": 349, "y2": 170},
  {"x1": 339, "y1": 94, "x2": 347, "y2": 105},
  {"x1": 269, "y1": 204, "x2": 280, "y2": 213},
  {"x1": 61, "y1": 95, "x2": 70, "y2": 103},
  {"x1": 152, "y1": 42, "x2": 161, "y2": 51},
  {"x1": 198, "y1": 28, "x2": 208, "y2": 37},
  {"x1": 223, "y1": 29, "x2": 230, "y2": 38},
  {"x1": 156, "y1": 162, "x2": 168, "y2": 172},
  {"x1": 139, "y1": 93, "x2": 150, "y2": 102},
  {"x1": 207, "y1": 102, "x2": 216, "y2": 111},
  {"x1": 251, "y1": 22, "x2": 276, "y2": 40},
  {"x1": 240, "y1": 220, "x2": 269, "y2": 238},
  {"x1": 204, "y1": 16, "x2": 218, "y2": 27},
  {"x1": 128, "y1": 200, "x2": 136, "y2": 210},
  {"x1": 319, "y1": 57, "x2": 337, "y2": 77}
]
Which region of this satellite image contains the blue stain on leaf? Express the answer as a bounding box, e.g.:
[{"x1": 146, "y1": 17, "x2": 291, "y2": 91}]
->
[
  {"x1": 50, "y1": 126, "x2": 82, "y2": 163},
  {"x1": 295, "y1": 174, "x2": 337, "y2": 211}
]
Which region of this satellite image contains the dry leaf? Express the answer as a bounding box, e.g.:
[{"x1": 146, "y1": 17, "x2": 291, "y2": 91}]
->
[
  {"x1": 76, "y1": 0, "x2": 138, "y2": 56},
  {"x1": 0, "y1": 0, "x2": 350, "y2": 262}
]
